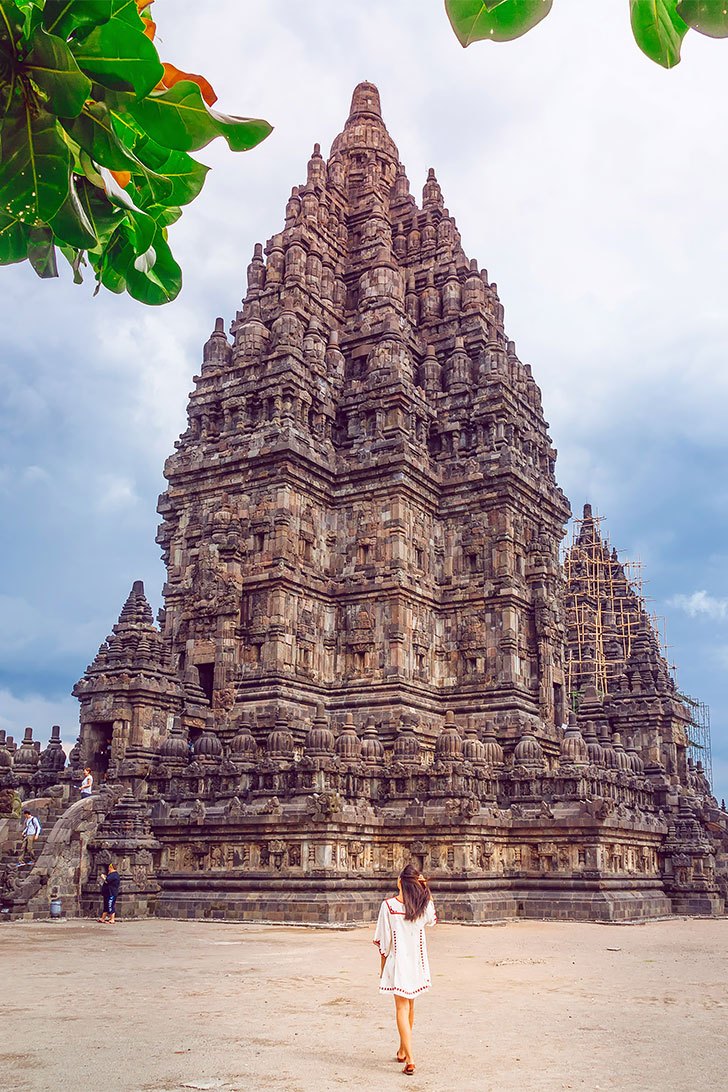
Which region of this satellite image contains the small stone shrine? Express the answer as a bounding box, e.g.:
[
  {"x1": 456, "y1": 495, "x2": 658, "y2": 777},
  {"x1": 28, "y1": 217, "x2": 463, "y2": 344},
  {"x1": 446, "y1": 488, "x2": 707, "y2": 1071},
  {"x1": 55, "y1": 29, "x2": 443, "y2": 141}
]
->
[{"x1": 2, "y1": 84, "x2": 726, "y2": 922}]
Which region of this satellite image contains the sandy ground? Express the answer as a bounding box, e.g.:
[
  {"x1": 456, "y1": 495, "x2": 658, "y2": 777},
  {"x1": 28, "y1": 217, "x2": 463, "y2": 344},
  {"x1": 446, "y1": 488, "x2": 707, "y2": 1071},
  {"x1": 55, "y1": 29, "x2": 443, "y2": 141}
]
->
[{"x1": 1, "y1": 916, "x2": 727, "y2": 1092}]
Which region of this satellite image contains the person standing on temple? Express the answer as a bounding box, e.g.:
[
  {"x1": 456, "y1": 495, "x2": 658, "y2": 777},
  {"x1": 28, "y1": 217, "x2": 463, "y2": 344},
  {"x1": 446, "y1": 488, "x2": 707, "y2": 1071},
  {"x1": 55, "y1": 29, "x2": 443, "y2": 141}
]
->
[
  {"x1": 98, "y1": 862, "x2": 121, "y2": 924},
  {"x1": 373, "y1": 864, "x2": 437, "y2": 1076},
  {"x1": 80, "y1": 767, "x2": 93, "y2": 798},
  {"x1": 18, "y1": 809, "x2": 41, "y2": 864}
]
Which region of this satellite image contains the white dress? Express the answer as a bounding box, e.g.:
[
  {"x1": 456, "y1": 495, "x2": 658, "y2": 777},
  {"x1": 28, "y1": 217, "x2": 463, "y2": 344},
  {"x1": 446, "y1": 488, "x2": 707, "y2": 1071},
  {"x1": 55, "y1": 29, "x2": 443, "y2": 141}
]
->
[{"x1": 373, "y1": 896, "x2": 437, "y2": 999}]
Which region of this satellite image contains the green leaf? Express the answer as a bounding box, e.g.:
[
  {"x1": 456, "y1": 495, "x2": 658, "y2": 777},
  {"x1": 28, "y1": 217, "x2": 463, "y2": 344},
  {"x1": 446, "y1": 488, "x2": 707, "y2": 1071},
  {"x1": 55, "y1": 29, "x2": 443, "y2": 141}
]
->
[
  {"x1": 142, "y1": 203, "x2": 182, "y2": 226},
  {"x1": 82, "y1": 166, "x2": 157, "y2": 253},
  {"x1": 89, "y1": 230, "x2": 126, "y2": 292},
  {"x1": 110, "y1": 109, "x2": 208, "y2": 206},
  {"x1": 58, "y1": 242, "x2": 86, "y2": 283},
  {"x1": 91, "y1": 216, "x2": 182, "y2": 304},
  {"x1": 131, "y1": 144, "x2": 208, "y2": 208},
  {"x1": 64, "y1": 103, "x2": 174, "y2": 211},
  {"x1": 0, "y1": 60, "x2": 19, "y2": 124},
  {"x1": 43, "y1": 1, "x2": 113, "y2": 42},
  {"x1": 48, "y1": 170, "x2": 97, "y2": 248},
  {"x1": 111, "y1": 0, "x2": 144, "y2": 32},
  {"x1": 107, "y1": 108, "x2": 199, "y2": 207},
  {"x1": 676, "y1": 1, "x2": 728, "y2": 38},
  {"x1": 24, "y1": 27, "x2": 92, "y2": 117},
  {"x1": 77, "y1": 147, "x2": 105, "y2": 187},
  {"x1": 122, "y1": 203, "x2": 155, "y2": 255},
  {"x1": 0, "y1": 0, "x2": 25, "y2": 52},
  {"x1": 0, "y1": 1, "x2": 268, "y2": 305},
  {"x1": 630, "y1": 0, "x2": 688, "y2": 67},
  {"x1": 64, "y1": 100, "x2": 176, "y2": 206},
  {"x1": 75, "y1": 175, "x2": 124, "y2": 242},
  {"x1": 124, "y1": 223, "x2": 182, "y2": 304},
  {"x1": 64, "y1": 98, "x2": 140, "y2": 170},
  {"x1": 445, "y1": 0, "x2": 553, "y2": 45},
  {"x1": 0, "y1": 208, "x2": 29, "y2": 263},
  {"x1": 70, "y1": 15, "x2": 163, "y2": 97},
  {"x1": 11, "y1": 0, "x2": 45, "y2": 42},
  {"x1": 128, "y1": 80, "x2": 273, "y2": 153},
  {"x1": 0, "y1": 101, "x2": 69, "y2": 222},
  {"x1": 27, "y1": 224, "x2": 59, "y2": 277}
]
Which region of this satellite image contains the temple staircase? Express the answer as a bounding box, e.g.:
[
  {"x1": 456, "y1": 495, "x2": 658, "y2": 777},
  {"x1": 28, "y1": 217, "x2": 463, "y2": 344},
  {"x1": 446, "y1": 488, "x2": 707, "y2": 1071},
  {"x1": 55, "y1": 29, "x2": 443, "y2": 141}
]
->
[{"x1": 0, "y1": 792, "x2": 116, "y2": 921}]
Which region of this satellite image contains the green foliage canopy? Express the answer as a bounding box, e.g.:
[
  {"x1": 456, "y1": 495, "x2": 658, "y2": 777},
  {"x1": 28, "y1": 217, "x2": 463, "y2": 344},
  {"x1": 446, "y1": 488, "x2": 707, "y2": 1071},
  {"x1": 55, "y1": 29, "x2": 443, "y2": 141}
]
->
[
  {"x1": 0, "y1": 0, "x2": 272, "y2": 304},
  {"x1": 445, "y1": 0, "x2": 728, "y2": 68}
]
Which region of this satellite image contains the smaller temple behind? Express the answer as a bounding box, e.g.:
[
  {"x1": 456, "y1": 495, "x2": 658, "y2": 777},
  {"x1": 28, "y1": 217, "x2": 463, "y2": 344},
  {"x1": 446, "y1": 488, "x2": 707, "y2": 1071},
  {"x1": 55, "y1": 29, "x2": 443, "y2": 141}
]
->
[{"x1": 564, "y1": 504, "x2": 694, "y2": 788}]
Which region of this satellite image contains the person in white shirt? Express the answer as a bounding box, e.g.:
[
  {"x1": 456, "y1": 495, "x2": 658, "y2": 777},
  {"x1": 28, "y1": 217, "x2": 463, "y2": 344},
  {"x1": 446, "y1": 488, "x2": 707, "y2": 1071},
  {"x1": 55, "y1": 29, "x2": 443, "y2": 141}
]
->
[
  {"x1": 373, "y1": 863, "x2": 437, "y2": 1076},
  {"x1": 18, "y1": 810, "x2": 41, "y2": 863},
  {"x1": 80, "y1": 768, "x2": 93, "y2": 797}
]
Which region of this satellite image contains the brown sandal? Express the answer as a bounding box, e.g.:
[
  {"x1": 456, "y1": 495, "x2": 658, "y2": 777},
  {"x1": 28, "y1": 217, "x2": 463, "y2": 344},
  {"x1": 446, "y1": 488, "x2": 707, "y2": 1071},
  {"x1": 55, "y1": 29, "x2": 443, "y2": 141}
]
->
[
  {"x1": 396, "y1": 1052, "x2": 406, "y2": 1063},
  {"x1": 403, "y1": 1063, "x2": 415, "y2": 1076}
]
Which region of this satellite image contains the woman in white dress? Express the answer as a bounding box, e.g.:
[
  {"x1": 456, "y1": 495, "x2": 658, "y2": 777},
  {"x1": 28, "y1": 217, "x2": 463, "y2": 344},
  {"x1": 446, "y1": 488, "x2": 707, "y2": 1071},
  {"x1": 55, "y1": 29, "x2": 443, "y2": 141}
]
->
[
  {"x1": 373, "y1": 863, "x2": 437, "y2": 1076},
  {"x1": 80, "y1": 767, "x2": 93, "y2": 797}
]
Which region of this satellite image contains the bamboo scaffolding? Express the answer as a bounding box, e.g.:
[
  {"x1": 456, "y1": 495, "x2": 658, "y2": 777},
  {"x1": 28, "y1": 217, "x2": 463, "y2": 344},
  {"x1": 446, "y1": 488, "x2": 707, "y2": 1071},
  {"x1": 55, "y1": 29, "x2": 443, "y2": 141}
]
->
[{"x1": 564, "y1": 513, "x2": 648, "y2": 701}]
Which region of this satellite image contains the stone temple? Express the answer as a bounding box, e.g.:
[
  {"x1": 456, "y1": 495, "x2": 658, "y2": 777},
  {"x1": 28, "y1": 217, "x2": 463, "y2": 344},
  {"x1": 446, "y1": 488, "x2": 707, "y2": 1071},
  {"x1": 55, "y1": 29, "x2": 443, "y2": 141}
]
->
[{"x1": 1, "y1": 83, "x2": 727, "y2": 923}]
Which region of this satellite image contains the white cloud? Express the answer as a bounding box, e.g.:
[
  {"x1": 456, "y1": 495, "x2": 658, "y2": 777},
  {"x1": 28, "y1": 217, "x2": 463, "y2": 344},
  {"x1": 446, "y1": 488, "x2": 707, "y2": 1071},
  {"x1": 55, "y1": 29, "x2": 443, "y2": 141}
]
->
[
  {"x1": 95, "y1": 473, "x2": 139, "y2": 513},
  {"x1": 669, "y1": 591, "x2": 728, "y2": 621},
  {"x1": 93, "y1": 309, "x2": 201, "y2": 464},
  {"x1": 23, "y1": 465, "x2": 50, "y2": 485},
  {"x1": 0, "y1": 688, "x2": 79, "y2": 750},
  {"x1": 0, "y1": 594, "x2": 108, "y2": 662}
]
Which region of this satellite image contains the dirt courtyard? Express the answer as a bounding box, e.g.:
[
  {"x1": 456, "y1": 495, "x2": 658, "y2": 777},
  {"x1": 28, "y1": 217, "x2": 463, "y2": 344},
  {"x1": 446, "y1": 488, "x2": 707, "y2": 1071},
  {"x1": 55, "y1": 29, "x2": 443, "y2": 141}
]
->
[{"x1": 1, "y1": 916, "x2": 726, "y2": 1092}]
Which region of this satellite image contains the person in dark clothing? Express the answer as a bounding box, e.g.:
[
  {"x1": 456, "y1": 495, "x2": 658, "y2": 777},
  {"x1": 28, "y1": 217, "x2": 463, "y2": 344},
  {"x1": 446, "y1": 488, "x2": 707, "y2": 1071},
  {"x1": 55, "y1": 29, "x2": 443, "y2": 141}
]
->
[{"x1": 98, "y1": 863, "x2": 121, "y2": 924}]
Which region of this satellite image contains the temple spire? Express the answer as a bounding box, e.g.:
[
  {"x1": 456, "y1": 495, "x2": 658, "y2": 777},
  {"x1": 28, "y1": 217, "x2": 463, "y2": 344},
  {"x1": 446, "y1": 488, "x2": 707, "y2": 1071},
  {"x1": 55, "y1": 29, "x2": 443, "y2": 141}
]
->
[
  {"x1": 331, "y1": 80, "x2": 398, "y2": 165},
  {"x1": 347, "y1": 81, "x2": 382, "y2": 121},
  {"x1": 423, "y1": 167, "x2": 444, "y2": 211}
]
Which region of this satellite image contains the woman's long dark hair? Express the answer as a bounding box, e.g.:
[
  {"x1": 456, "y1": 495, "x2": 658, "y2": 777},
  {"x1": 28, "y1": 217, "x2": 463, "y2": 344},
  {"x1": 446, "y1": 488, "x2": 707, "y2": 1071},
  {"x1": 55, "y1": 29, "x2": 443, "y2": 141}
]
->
[{"x1": 399, "y1": 863, "x2": 431, "y2": 921}]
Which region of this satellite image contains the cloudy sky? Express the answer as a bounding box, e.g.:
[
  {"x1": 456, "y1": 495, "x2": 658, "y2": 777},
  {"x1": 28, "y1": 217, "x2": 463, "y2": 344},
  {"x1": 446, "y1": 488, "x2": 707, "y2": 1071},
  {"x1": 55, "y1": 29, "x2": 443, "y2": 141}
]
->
[{"x1": 1, "y1": 1, "x2": 726, "y2": 798}]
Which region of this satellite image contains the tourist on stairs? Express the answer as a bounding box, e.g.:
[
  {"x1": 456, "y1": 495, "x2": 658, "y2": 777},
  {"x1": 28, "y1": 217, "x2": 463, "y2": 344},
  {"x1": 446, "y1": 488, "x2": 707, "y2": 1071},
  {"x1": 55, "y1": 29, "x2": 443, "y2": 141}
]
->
[{"x1": 17, "y1": 809, "x2": 41, "y2": 865}]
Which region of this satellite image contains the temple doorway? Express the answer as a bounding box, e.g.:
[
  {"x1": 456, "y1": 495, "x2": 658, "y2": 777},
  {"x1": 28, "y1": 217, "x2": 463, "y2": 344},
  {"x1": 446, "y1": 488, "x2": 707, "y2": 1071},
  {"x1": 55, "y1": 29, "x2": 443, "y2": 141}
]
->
[{"x1": 86, "y1": 721, "x2": 114, "y2": 781}]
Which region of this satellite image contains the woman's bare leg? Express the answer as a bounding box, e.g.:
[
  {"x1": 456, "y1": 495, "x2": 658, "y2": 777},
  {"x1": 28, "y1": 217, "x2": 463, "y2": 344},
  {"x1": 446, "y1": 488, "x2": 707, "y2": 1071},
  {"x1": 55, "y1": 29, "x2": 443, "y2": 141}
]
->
[
  {"x1": 398, "y1": 1000, "x2": 413, "y2": 1061},
  {"x1": 395, "y1": 995, "x2": 414, "y2": 1064},
  {"x1": 395, "y1": 995, "x2": 406, "y2": 1060}
]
